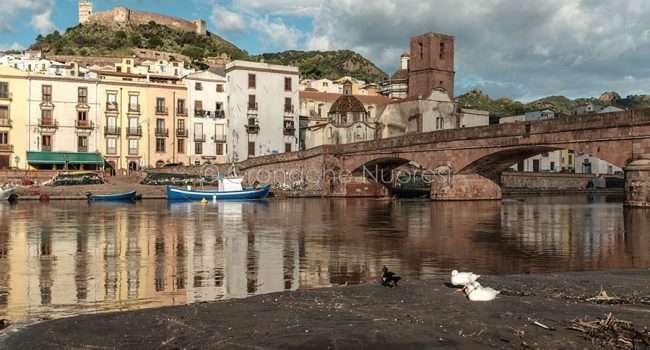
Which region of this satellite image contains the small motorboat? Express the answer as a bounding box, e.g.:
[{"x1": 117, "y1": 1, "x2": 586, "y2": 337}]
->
[
  {"x1": 166, "y1": 178, "x2": 271, "y2": 201},
  {"x1": 0, "y1": 188, "x2": 17, "y2": 201},
  {"x1": 86, "y1": 191, "x2": 137, "y2": 202}
]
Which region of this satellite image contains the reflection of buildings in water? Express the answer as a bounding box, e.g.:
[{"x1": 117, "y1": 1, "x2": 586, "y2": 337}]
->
[{"x1": 624, "y1": 208, "x2": 650, "y2": 268}]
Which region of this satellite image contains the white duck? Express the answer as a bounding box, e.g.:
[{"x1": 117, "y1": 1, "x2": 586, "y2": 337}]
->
[
  {"x1": 464, "y1": 281, "x2": 499, "y2": 301},
  {"x1": 450, "y1": 270, "x2": 480, "y2": 286}
]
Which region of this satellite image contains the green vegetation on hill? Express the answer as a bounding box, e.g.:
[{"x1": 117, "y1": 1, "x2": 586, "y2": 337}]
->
[
  {"x1": 255, "y1": 50, "x2": 388, "y2": 83},
  {"x1": 30, "y1": 22, "x2": 248, "y2": 62},
  {"x1": 456, "y1": 89, "x2": 650, "y2": 119}
]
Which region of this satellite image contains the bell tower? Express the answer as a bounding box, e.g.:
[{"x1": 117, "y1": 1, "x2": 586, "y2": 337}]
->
[
  {"x1": 79, "y1": 0, "x2": 93, "y2": 24},
  {"x1": 408, "y1": 32, "x2": 455, "y2": 100}
]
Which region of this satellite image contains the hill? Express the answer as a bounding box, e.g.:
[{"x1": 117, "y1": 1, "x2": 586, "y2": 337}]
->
[
  {"x1": 30, "y1": 22, "x2": 248, "y2": 63},
  {"x1": 256, "y1": 50, "x2": 388, "y2": 83},
  {"x1": 456, "y1": 89, "x2": 650, "y2": 119}
]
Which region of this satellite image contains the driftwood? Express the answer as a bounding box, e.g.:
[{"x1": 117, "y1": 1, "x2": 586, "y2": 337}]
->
[{"x1": 568, "y1": 313, "x2": 650, "y2": 349}]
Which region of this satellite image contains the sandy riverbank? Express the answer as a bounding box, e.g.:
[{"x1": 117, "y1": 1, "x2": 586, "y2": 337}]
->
[{"x1": 2, "y1": 270, "x2": 649, "y2": 349}]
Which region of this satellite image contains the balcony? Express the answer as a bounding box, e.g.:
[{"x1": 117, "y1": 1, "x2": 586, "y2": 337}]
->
[
  {"x1": 284, "y1": 105, "x2": 295, "y2": 115},
  {"x1": 177, "y1": 108, "x2": 187, "y2": 116},
  {"x1": 283, "y1": 127, "x2": 295, "y2": 136},
  {"x1": 104, "y1": 126, "x2": 121, "y2": 135},
  {"x1": 42, "y1": 145, "x2": 52, "y2": 152},
  {"x1": 176, "y1": 129, "x2": 188, "y2": 138},
  {"x1": 128, "y1": 104, "x2": 141, "y2": 113},
  {"x1": 213, "y1": 134, "x2": 226, "y2": 142},
  {"x1": 155, "y1": 106, "x2": 168, "y2": 115},
  {"x1": 106, "y1": 102, "x2": 118, "y2": 112},
  {"x1": 155, "y1": 128, "x2": 169, "y2": 137},
  {"x1": 75, "y1": 120, "x2": 94, "y2": 129},
  {"x1": 0, "y1": 144, "x2": 13, "y2": 153},
  {"x1": 214, "y1": 110, "x2": 225, "y2": 119},
  {"x1": 247, "y1": 102, "x2": 258, "y2": 112},
  {"x1": 38, "y1": 119, "x2": 58, "y2": 134},
  {"x1": 126, "y1": 126, "x2": 142, "y2": 136},
  {"x1": 194, "y1": 109, "x2": 206, "y2": 118},
  {"x1": 245, "y1": 124, "x2": 260, "y2": 134},
  {"x1": 194, "y1": 133, "x2": 206, "y2": 142},
  {"x1": 0, "y1": 118, "x2": 11, "y2": 128},
  {"x1": 0, "y1": 92, "x2": 12, "y2": 101},
  {"x1": 78, "y1": 146, "x2": 88, "y2": 153}
]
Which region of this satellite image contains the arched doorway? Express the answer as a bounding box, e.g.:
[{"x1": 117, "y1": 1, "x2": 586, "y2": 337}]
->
[
  {"x1": 156, "y1": 160, "x2": 165, "y2": 168},
  {"x1": 108, "y1": 161, "x2": 116, "y2": 176},
  {"x1": 128, "y1": 161, "x2": 137, "y2": 174}
]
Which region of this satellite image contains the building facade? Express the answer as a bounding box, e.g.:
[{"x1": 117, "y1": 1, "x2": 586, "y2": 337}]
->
[
  {"x1": 186, "y1": 71, "x2": 227, "y2": 165},
  {"x1": 225, "y1": 61, "x2": 299, "y2": 162},
  {"x1": 0, "y1": 66, "x2": 28, "y2": 169}
]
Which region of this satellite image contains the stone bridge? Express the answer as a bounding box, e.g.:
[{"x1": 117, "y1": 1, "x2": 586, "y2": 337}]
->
[{"x1": 167, "y1": 109, "x2": 650, "y2": 206}]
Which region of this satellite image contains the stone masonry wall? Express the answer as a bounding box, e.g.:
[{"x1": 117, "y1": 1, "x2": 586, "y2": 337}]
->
[{"x1": 501, "y1": 172, "x2": 595, "y2": 189}]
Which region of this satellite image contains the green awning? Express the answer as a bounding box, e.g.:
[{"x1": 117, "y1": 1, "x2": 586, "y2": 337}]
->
[{"x1": 27, "y1": 152, "x2": 104, "y2": 165}]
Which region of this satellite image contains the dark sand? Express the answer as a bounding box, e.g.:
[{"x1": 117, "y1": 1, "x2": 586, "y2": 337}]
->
[{"x1": 2, "y1": 270, "x2": 649, "y2": 349}]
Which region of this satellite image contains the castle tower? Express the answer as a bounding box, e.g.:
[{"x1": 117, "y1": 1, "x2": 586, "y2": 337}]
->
[
  {"x1": 79, "y1": 0, "x2": 93, "y2": 24},
  {"x1": 408, "y1": 32, "x2": 455, "y2": 100},
  {"x1": 192, "y1": 19, "x2": 207, "y2": 36}
]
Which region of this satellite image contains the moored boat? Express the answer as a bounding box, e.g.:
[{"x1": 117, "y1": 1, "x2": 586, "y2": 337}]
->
[
  {"x1": 166, "y1": 178, "x2": 270, "y2": 201},
  {"x1": 0, "y1": 188, "x2": 16, "y2": 201},
  {"x1": 86, "y1": 191, "x2": 137, "y2": 202}
]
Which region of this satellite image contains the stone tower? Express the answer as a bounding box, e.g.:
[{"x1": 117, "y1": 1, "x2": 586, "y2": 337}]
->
[
  {"x1": 192, "y1": 19, "x2": 207, "y2": 35},
  {"x1": 79, "y1": 0, "x2": 93, "y2": 24},
  {"x1": 408, "y1": 32, "x2": 455, "y2": 100}
]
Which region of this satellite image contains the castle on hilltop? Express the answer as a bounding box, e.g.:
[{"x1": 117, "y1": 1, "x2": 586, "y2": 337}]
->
[{"x1": 77, "y1": 1, "x2": 233, "y2": 46}]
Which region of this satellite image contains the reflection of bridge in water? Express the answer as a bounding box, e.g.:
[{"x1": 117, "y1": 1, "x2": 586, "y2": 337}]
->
[
  {"x1": 236, "y1": 109, "x2": 650, "y2": 206},
  {"x1": 1, "y1": 198, "x2": 649, "y2": 323}
]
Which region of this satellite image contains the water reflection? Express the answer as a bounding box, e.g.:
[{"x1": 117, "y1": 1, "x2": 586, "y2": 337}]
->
[{"x1": 0, "y1": 196, "x2": 648, "y2": 323}]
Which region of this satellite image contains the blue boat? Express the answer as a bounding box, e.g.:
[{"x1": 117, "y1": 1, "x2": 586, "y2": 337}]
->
[
  {"x1": 86, "y1": 191, "x2": 137, "y2": 202},
  {"x1": 166, "y1": 178, "x2": 271, "y2": 201}
]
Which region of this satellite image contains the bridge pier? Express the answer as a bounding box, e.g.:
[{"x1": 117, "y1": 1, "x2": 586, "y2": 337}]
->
[
  {"x1": 430, "y1": 174, "x2": 502, "y2": 201},
  {"x1": 624, "y1": 158, "x2": 650, "y2": 207}
]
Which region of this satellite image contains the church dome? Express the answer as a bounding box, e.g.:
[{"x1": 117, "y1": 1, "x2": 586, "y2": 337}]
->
[{"x1": 329, "y1": 95, "x2": 367, "y2": 114}]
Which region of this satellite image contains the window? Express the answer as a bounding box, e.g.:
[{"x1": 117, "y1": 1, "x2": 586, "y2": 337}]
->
[
  {"x1": 195, "y1": 142, "x2": 203, "y2": 155},
  {"x1": 156, "y1": 119, "x2": 165, "y2": 130},
  {"x1": 0, "y1": 82, "x2": 8, "y2": 99},
  {"x1": 248, "y1": 142, "x2": 255, "y2": 156},
  {"x1": 156, "y1": 138, "x2": 165, "y2": 153},
  {"x1": 216, "y1": 143, "x2": 223, "y2": 155},
  {"x1": 285, "y1": 143, "x2": 292, "y2": 153},
  {"x1": 194, "y1": 100, "x2": 203, "y2": 115},
  {"x1": 0, "y1": 106, "x2": 8, "y2": 125},
  {"x1": 177, "y1": 119, "x2": 185, "y2": 130},
  {"x1": 129, "y1": 95, "x2": 139, "y2": 111},
  {"x1": 41, "y1": 109, "x2": 52, "y2": 123},
  {"x1": 216, "y1": 84, "x2": 224, "y2": 92},
  {"x1": 41, "y1": 135, "x2": 52, "y2": 151},
  {"x1": 42, "y1": 85, "x2": 52, "y2": 102},
  {"x1": 78, "y1": 136, "x2": 88, "y2": 152},
  {"x1": 195, "y1": 82, "x2": 203, "y2": 91},
  {"x1": 248, "y1": 74, "x2": 256, "y2": 89},
  {"x1": 215, "y1": 102, "x2": 223, "y2": 111},
  {"x1": 156, "y1": 97, "x2": 166, "y2": 113},
  {"x1": 418, "y1": 42, "x2": 423, "y2": 59},
  {"x1": 107, "y1": 93, "x2": 117, "y2": 109},
  {"x1": 435, "y1": 117, "x2": 444, "y2": 130},
  {"x1": 284, "y1": 77, "x2": 291, "y2": 91},
  {"x1": 106, "y1": 138, "x2": 117, "y2": 154},
  {"x1": 248, "y1": 95, "x2": 256, "y2": 110},
  {"x1": 177, "y1": 140, "x2": 185, "y2": 154},
  {"x1": 569, "y1": 155, "x2": 573, "y2": 164},
  {"x1": 440, "y1": 42, "x2": 445, "y2": 59},
  {"x1": 284, "y1": 97, "x2": 292, "y2": 112},
  {"x1": 177, "y1": 99, "x2": 185, "y2": 114},
  {"x1": 0, "y1": 131, "x2": 8, "y2": 144},
  {"x1": 128, "y1": 139, "x2": 138, "y2": 155},
  {"x1": 78, "y1": 87, "x2": 87, "y2": 103}
]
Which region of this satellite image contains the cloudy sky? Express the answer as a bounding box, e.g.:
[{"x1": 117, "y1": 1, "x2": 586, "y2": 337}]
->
[{"x1": 1, "y1": 0, "x2": 649, "y2": 101}]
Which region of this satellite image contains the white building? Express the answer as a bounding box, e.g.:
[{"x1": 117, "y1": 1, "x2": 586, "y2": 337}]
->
[
  {"x1": 225, "y1": 61, "x2": 299, "y2": 162},
  {"x1": 575, "y1": 153, "x2": 622, "y2": 174},
  {"x1": 186, "y1": 70, "x2": 227, "y2": 165},
  {"x1": 300, "y1": 78, "x2": 343, "y2": 94},
  {"x1": 26, "y1": 76, "x2": 103, "y2": 170}
]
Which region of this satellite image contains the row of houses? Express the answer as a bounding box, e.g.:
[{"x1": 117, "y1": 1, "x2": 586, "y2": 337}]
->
[{"x1": 0, "y1": 59, "x2": 299, "y2": 173}]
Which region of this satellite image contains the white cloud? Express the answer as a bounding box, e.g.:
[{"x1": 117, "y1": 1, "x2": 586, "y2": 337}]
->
[
  {"x1": 211, "y1": 4, "x2": 247, "y2": 36},
  {"x1": 0, "y1": 42, "x2": 23, "y2": 52},
  {"x1": 209, "y1": 0, "x2": 650, "y2": 100},
  {"x1": 0, "y1": 0, "x2": 55, "y2": 33},
  {"x1": 251, "y1": 17, "x2": 302, "y2": 51},
  {"x1": 30, "y1": 8, "x2": 57, "y2": 34}
]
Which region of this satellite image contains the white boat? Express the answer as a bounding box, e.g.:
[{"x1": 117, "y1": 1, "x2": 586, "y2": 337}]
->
[{"x1": 0, "y1": 188, "x2": 15, "y2": 201}]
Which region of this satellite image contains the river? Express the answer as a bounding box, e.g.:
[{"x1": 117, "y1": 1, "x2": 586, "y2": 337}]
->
[{"x1": 0, "y1": 195, "x2": 648, "y2": 323}]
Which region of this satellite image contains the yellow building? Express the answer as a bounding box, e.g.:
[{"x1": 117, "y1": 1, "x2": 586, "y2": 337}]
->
[
  {"x1": 0, "y1": 65, "x2": 28, "y2": 169},
  {"x1": 146, "y1": 79, "x2": 188, "y2": 167},
  {"x1": 561, "y1": 149, "x2": 576, "y2": 172}
]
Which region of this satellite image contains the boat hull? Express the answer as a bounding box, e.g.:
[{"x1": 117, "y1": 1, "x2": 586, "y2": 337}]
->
[
  {"x1": 0, "y1": 188, "x2": 15, "y2": 201},
  {"x1": 166, "y1": 185, "x2": 270, "y2": 201},
  {"x1": 88, "y1": 191, "x2": 137, "y2": 201}
]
